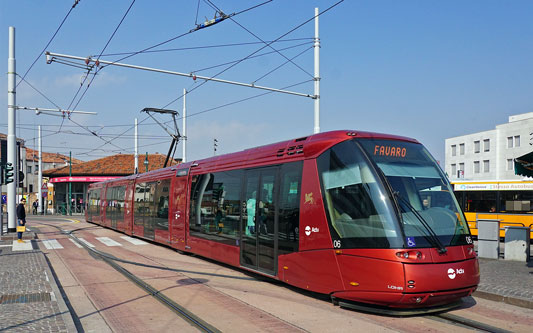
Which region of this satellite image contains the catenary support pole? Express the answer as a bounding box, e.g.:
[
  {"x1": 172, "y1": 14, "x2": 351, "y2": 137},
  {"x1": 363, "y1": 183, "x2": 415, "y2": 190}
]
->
[
  {"x1": 182, "y1": 89, "x2": 187, "y2": 163},
  {"x1": 313, "y1": 7, "x2": 320, "y2": 134},
  {"x1": 7, "y1": 27, "x2": 17, "y2": 232},
  {"x1": 38, "y1": 125, "x2": 42, "y2": 214},
  {"x1": 134, "y1": 118, "x2": 138, "y2": 174}
]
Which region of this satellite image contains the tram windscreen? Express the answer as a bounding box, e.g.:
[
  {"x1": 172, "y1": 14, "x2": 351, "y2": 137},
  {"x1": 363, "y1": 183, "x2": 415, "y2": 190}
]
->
[
  {"x1": 359, "y1": 139, "x2": 471, "y2": 248},
  {"x1": 317, "y1": 140, "x2": 403, "y2": 249}
]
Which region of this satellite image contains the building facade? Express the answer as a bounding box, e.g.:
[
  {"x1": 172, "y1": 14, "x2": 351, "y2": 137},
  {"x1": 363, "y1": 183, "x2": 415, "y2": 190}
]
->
[
  {"x1": 43, "y1": 153, "x2": 180, "y2": 214},
  {"x1": 445, "y1": 112, "x2": 533, "y2": 181}
]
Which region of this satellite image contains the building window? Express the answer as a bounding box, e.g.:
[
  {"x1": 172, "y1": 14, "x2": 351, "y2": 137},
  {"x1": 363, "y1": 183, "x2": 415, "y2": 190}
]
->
[
  {"x1": 451, "y1": 164, "x2": 457, "y2": 177},
  {"x1": 474, "y1": 141, "x2": 480, "y2": 153},
  {"x1": 507, "y1": 159, "x2": 514, "y2": 171},
  {"x1": 508, "y1": 136, "x2": 521, "y2": 148},
  {"x1": 29, "y1": 184, "x2": 33, "y2": 192},
  {"x1": 459, "y1": 163, "x2": 465, "y2": 177},
  {"x1": 27, "y1": 165, "x2": 32, "y2": 173},
  {"x1": 451, "y1": 145, "x2": 457, "y2": 157},
  {"x1": 474, "y1": 161, "x2": 480, "y2": 174},
  {"x1": 483, "y1": 160, "x2": 489, "y2": 173},
  {"x1": 459, "y1": 143, "x2": 465, "y2": 155},
  {"x1": 515, "y1": 135, "x2": 520, "y2": 147},
  {"x1": 483, "y1": 139, "x2": 490, "y2": 152}
]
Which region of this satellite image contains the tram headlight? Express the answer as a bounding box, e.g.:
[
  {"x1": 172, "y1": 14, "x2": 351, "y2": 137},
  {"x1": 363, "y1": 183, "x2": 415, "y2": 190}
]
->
[{"x1": 395, "y1": 251, "x2": 424, "y2": 260}]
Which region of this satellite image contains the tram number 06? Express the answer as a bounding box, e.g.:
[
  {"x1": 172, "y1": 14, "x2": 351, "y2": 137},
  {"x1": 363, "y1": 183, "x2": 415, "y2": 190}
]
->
[
  {"x1": 333, "y1": 240, "x2": 341, "y2": 248},
  {"x1": 465, "y1": 236, "x2": 473, "y2": 244}
]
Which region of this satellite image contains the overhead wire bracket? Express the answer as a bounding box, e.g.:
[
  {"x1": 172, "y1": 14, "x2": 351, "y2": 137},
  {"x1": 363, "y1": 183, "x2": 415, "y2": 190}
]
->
[{"x1": 191, "y1": 11, "x2": 234, "y2": 32}]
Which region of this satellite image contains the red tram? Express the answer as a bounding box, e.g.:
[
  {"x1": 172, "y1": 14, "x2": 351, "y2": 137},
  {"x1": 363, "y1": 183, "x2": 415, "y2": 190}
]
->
[{"x1": 86, "y1": 130, "x2": 479, "y2": 314}]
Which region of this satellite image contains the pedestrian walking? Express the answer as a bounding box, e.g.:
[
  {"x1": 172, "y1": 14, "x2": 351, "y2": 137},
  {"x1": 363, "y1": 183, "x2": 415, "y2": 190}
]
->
[
  {"x1": 33, "y1": 199, "x2": 38, "y2": 214},
  {"x1": 17, "y1": 198, "x2": 26, "y2": 243}
]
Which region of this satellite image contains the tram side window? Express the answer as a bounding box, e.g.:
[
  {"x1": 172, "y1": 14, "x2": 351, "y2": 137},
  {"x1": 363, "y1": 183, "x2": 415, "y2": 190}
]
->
[
  {"x1": 144, "y1": 182, "x2": 156, "y2": 232},
  {"x1": 134, "y1": 183, "x2": 146, "y2": 226},
  {"x1": 500, "y1": 191, "x2": 533, "y2": 213},
  {"x1": 278, "y1": 162, "x2": 302, "y2": 255},
  {"x1": 153, "y1": 179, "x2": 170, "y2": 231},
  {"x1": 88, "y1": 189, "x2": 100, "y2": 219},
  {"x1": 115, "y1": 186, "x2": 126, "y2": 223},
  {"x1": 189, "y1": 170, "x2": 242, "y2": 246},
  {"x1": 105, "y1": 187, "x2": 114, "y2": 221}
]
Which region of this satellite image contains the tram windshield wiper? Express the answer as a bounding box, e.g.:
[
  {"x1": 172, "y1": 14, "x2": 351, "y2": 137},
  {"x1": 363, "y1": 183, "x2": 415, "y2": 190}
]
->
[{"x1": 393, "y1": 192, "x2": 448, "y2": 254}]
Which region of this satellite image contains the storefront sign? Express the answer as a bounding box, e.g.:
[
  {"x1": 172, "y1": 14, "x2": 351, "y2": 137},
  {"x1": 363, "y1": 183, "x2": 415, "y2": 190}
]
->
[
  {"x1": 454, "y1": 182, "x2": 533, "y2": 191},
  {"x1": 49, "y1": 176, "x2": 120, "y2": 183}
]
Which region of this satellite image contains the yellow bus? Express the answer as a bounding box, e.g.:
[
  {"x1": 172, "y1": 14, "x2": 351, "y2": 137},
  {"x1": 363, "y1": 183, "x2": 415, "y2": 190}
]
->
[{"x1": 452, "y1": 180, "x2": 533, "y2": 238}]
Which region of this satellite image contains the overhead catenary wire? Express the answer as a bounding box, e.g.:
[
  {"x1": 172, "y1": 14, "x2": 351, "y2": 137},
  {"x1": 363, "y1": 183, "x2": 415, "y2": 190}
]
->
[
  {"x1": 251, "y1": 45, "x2": 314, "y2": 85},
  {"x1": 67, "y1": 0, "x2": 137, "y2": 112},
  {"x1": 16, "y1": 74, "x2": 62, "y2": 109},
  {"x1": 191, "y1": 41, "x2": 313, "y2": 74},
  {"x1": 45, "y1": 2, "x2": 281, "y2": 154},
  {"x1": 203, "y1": 0, "x2": 313, "y2": 79},
  {"x1": 37, "y1": 2, "x2": 342, "y2": 160},
  {"x1": 161, "y1": 1, "x2": 344, "y2": 109},
  {"x1": 16, "y1": 0, "x2": 80, "y2": 88},
  {"x1": 82, "y1": 1, "x2": 275, "y2": 68},
  {"x1": 95, "y1": 38, "x2": 313, "y2": 57}
]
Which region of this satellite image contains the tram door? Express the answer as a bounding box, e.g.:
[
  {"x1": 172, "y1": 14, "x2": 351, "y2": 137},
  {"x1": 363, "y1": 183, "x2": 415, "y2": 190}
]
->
[{"x1": 241, "y1": 167, "x2": 277, "y2": 275}]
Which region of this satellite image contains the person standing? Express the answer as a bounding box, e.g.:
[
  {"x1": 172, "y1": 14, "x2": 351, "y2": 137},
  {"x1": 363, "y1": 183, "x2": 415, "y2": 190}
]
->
[
  {"x1": 16, "y1": 198, "x2": 26, "y2": 243},
  {"x1": 33, "y1": 199, "x2": 38, "y2": 214}
]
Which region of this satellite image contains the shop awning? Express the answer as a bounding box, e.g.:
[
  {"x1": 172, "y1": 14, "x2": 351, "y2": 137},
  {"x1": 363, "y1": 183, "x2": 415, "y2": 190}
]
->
[{"x1": 514, "y1": 151, "x2": 533, "y2": 177}]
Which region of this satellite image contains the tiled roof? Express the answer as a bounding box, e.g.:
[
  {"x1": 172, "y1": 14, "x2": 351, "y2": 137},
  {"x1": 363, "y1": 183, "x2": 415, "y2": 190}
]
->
[
  {"x1": 26, "y1": 148, "x2": 84, "y2": 164},
  {"x1": 43, "y1": 153, "x2": 179, "y2": 177},
  {"x1": 0, "y1": 133, "x2": 25, "y2": 143}
]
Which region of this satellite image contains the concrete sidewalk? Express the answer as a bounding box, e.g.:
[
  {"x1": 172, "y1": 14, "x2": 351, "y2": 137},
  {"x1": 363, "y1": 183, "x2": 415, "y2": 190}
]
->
[{"x1": 0, "y1": 231, "x2": 77, "y2": 332}]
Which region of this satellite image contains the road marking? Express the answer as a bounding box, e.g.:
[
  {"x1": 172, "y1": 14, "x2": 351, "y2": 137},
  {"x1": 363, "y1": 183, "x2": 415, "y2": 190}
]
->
[
  {"x1": 120, "y1": 236, "x2": 148, "y2": 245},
  {"x1": 77, "y1": 238, "x2": 95, "y2": 248},
  {"x1": 0, "y1": 244, "x2": 12, "y2": 247},
  {"x1": 96, "y1": 237, "x2": 122, "y2": 247},
  {"x1": 69, "y1": 238, "x2": 83, "y2": 248},
  {"x1": 42, "y1": 239, "x2": 64, "y2": 250},
  {"x1": 58, "y1": 218, "x2": 81, "y2": 226},
  {"x1": 12, "y1": 240, "x2": 33, "y2": 251}
]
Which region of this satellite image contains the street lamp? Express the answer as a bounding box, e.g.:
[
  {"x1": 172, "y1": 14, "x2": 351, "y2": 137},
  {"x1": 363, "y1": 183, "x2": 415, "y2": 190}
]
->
[{"x1": 144, "y1": 152, "x2": 149, "y2": 173}]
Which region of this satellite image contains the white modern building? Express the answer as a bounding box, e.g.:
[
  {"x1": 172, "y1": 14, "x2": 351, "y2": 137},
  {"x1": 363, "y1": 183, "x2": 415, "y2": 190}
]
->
[{"x1": 445, "y1": 112, "x2": 533, "y2": 181}]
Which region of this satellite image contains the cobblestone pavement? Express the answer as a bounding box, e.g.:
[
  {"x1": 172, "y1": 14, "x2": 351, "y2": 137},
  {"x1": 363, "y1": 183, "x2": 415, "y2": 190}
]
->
[
  {"x1": 476, "y1": 258, "x2": 533, "y2": 307},
  {"x1": 0, "y1": 236, "x2": 75, "y2": 332}
]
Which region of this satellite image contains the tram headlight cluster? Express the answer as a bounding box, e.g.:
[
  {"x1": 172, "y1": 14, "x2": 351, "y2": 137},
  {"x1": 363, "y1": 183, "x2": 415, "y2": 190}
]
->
[{"x1": 395, "y1": 251, "x2": 424, "y2": 260}]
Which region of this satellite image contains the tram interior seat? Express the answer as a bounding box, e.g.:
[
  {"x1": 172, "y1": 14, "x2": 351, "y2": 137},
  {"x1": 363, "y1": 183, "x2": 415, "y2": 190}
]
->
[{"x1": 334, "y1": 213, "x2": 387, "y2": 238}]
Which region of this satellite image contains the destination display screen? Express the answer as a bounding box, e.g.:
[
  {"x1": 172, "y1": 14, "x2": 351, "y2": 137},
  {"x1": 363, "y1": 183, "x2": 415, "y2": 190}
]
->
[{"x1": 359, "y1": 139, "x2": 431, "y2": 165}]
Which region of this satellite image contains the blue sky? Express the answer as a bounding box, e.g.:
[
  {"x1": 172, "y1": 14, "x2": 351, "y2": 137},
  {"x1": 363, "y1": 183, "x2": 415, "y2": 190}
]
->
[{"x1": 1, "y1": 0, "x2": 532, "y2": 165}]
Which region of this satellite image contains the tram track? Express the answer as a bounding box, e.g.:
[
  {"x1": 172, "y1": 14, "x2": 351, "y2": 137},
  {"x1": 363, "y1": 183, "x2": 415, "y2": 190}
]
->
[
  {"x1": 37, "y1": 220, "x2": 521, "y2": 333},
  {"x1": 43, "y1": 222, "x2": 221, "y2": 333},
  {"x1": 429, "y1": 313, "x2": 512, "y2": 333}
]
